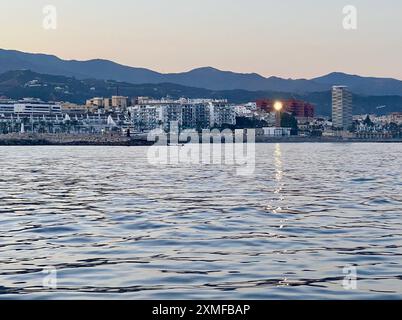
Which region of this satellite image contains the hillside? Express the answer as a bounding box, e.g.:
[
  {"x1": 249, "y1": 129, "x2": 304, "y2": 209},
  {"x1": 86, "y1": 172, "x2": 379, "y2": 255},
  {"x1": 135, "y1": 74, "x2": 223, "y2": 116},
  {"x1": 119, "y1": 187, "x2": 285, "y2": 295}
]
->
[
  {"x1": 0, "y1": 70, "x2": 401, "y2": 116},
  {"x1": 2, "y1": 49, "x2": 402, "y2": 95}
]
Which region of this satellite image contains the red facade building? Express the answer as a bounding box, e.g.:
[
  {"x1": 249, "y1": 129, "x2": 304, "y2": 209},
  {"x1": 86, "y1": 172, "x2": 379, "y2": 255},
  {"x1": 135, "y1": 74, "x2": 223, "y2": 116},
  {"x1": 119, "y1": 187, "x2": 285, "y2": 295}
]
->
[{"x1": 256, "y1": 99, "x2": 315, "y2": 118}]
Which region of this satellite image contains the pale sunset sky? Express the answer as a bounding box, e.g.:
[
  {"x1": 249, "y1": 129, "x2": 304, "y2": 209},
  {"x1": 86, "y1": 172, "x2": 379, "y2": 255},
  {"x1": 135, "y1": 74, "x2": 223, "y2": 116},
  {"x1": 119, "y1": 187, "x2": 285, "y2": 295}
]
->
[{"x1": 0, "y1": 0, "x2": 401, "y2": 79}]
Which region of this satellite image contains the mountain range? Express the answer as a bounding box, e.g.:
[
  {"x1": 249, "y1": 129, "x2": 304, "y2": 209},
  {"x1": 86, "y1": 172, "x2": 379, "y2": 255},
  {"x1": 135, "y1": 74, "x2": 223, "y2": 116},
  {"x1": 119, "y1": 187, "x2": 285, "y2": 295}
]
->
[
  {"x1": 1, "y1": 70, "x2": 402, "y2": 116},
  {"x1": 1, "y1": 49, "x2": 402, "y2": 96}
]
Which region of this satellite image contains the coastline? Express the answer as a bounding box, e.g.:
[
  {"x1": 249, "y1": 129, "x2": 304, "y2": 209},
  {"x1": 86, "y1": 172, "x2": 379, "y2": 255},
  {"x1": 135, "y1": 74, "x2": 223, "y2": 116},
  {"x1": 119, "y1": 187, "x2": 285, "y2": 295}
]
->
[{"x1": 0, "y1": 133, "x2": 401, "y2": 146}]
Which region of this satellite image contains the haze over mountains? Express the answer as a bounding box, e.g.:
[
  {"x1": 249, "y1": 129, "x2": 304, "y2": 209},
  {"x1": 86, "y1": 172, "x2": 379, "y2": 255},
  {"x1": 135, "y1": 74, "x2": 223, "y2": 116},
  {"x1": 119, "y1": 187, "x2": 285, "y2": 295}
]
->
[{"x1": 1, "y1": 49, "x2": 402, "y2": 96}]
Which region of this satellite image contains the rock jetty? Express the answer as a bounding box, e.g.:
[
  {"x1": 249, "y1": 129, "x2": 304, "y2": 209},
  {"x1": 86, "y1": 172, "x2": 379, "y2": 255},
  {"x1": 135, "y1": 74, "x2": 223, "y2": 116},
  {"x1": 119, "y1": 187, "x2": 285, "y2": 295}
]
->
[{"x1": 0, "y1": 133, "x2": 154, "y2": 146}]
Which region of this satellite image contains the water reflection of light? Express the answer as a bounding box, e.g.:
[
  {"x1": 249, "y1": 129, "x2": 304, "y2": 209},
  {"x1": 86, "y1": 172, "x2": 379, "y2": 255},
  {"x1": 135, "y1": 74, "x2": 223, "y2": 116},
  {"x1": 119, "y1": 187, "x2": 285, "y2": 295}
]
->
[
  {"x1": 266, "y1": 144, "x2": 285, "y2": 215},
  {"x1": 272, "y1": 144, "x2": 286, "y2": 233},
  {"x1": 274, "y1": 144, "x2": 283, "y2": 194}
]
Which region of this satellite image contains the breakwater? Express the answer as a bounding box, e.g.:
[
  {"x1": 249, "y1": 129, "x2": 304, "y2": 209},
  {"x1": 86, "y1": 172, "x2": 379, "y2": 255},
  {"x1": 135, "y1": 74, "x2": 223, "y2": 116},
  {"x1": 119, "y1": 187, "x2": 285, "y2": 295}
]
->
[
  {"x1": 0, "y1": 133, "x2": 401, "y2": 146},
  {"x1": 0, "y1": 133, "x2": 153, "y2": 146}
]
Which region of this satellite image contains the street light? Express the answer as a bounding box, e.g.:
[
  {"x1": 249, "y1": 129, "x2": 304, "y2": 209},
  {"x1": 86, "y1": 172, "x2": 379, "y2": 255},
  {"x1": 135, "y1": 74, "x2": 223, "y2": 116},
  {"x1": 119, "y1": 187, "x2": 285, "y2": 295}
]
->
[
  {"x1": 274, "y1": 101, "x2": 283, "y2": 112},
  {"x1": 273, "y1": 101, "x2": 283, "y2": 128}
]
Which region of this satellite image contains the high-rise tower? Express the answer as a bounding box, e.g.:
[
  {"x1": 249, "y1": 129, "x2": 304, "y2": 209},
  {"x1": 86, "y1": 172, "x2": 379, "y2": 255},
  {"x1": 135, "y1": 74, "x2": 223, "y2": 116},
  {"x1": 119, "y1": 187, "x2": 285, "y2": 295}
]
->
[{"x1": 332, "y1": 86, "x2": 353, "y2": 130}]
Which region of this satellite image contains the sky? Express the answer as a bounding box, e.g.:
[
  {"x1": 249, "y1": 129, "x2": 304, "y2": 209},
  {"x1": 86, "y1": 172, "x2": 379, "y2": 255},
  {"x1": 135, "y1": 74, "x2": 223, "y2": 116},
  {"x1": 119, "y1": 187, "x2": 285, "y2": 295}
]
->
[{"x1": 0, "y1": 0, "x2": 401, "y2": 79}]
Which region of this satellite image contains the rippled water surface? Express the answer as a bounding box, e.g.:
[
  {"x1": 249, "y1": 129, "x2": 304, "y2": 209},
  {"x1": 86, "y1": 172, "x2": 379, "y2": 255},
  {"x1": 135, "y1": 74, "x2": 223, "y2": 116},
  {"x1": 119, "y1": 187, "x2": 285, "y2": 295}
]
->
[{"x1": 0, "y1": 144, "x2": 401, "y2": 299}]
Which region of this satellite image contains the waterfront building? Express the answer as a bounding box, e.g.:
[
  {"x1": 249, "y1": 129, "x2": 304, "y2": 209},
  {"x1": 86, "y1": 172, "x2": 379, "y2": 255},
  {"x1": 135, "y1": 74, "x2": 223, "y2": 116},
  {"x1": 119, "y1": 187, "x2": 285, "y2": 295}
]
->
[
  {"x1": 104, "y1": 98, "x2": 112, "y2": 110},
  {"x1": 61, "y1": 103, "x2": 91, "y2": 114},
  {"x1": 0, "y1": 112, "x2": 130, "y2": 135},
  {"x1": 234, "y1": 105, "x2": 254, "y2": 118},
  {"x1": 111, "y1": 96, "x2": 129, "y2": 109},
  {"x1": 158, "y1": 103, "x2": 183, "y2": 131},
  {"x1": 0, "y1": 103, "x2": 15, "y2": 115},
  {"x1": 208, "y1": 102, "x2": 236, "y2": 128},
  {"x1": 86, "y1": 97, "x2": 104, "y2": 108},
  {"x1": 262, "y1": 127, "x2": 292, "y2": 137},
  {"x1": 286, "y1": 99, "x2": 315, "y2": 119},
  {"x1": 128, "y1": 98, "x2": 235, "y2": 131},
  {"x1": 256, "y1": 99, "x2": 315, "y2": 119},
  {"x1": 182, "y1": 103, "x2": 210, "y2": 130},
  {"x1": 0, "y1": 99, "x2": 62, "y2": 116},
  {"x1": 86, "y1": 96, "x2": 129, "y2": 111},
  {"x1": 332, "y1": 86, "x2": 353, "y2": 130},
  {"x1": 1, "y1": 96, "x2": 241, "y2": 134},
  {"x1": 130, "y1": 105, "x2": 160, "y2": 132},
  {"x1": 13, "y1": 103, "x2": 62, "y2": 116}
]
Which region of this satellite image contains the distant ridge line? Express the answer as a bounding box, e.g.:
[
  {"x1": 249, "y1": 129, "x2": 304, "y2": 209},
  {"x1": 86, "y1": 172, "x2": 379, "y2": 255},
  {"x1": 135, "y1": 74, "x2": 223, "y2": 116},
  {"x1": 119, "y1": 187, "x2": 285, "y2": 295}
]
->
[{"x1": 1, "y1": 48, "x2": 402, "y2": 96}]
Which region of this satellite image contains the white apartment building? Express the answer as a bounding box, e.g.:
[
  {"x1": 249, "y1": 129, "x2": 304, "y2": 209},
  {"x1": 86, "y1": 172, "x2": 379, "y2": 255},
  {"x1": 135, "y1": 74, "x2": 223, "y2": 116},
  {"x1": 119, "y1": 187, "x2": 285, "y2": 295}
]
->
[
  {"x1": 208, "y1": 102, "x2": 236, "y2": 128},
  {"x1": 0, "y1": 101, "x2": 62, "y2": 116},
  {"x1": 158, "y1": 104, "x2": 183, "y2": 130},
  {"x1": 129, "y1": 98, "x2": 235, "y2": 131},
  {"x1": 332, "y1": 86, "x2": 353, "y2": 130},
  {"x1": 0, "y1": 104, "x2": 15, "y2": 114},
  {"x1": 130, "y1": 105, "x2": 160, "y2": 132},
  {"x1": 182, "y1": 103, "x2": 210, "y2": 129}
]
